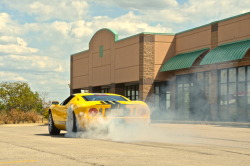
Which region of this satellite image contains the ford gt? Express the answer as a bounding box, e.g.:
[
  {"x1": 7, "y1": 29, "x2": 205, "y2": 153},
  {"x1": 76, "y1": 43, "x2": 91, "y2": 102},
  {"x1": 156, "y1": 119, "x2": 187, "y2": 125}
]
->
[{"x1": 48, "y1": 93, "x2": 150, "y2": 135}]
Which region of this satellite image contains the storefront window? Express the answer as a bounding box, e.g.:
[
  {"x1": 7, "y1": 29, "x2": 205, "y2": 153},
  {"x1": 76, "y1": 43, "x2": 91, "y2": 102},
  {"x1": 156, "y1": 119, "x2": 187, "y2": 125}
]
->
[
  {"x1": 221, "y1": 69, "x2": 227, "y2": 83},
  {"x1": 219, "y1": 67, "x2": 250, "y2": 121},
  {"x1": 177, "y1": 84, "x2": 183, "y2": 112},
  {"x1": 155, "y1": 85, "x2": 159, "y2": 94},
  {"x1": 220, "y1": 84, "x2": 227, "y2": 105},
  {"x1": 154, "y1": 82, "x2": 170, "y2": 113},
  {"x1": 228, "y1": 83, "x2": 236, "y2": 104},
  {"x1": 101, "y1": 88, "x2": 109, "y2": 93},
  {"x1": 229, "y1": 68, "x2": 236, "y2": 82},
  {"x1": 176, "y1": 75, "x2": 193, "y2": 120},
  {"x1": 247, "y1": 66, "x2": 250, "y2": 81},
  {"x1": 204, "y1": 72, "x2": 211, "y2": 103},
  {"x1": 154, "y1": 95, "x2": 160, "y2": 108},
  {"x1": 197, "y1": 73, "x2": 204, "y2": 82},
  {"x1": 239, "y1": 67, "x2": 246, "y2": 82},
  {"x1": 166, "y1": 92, "x2": 170, "y2": 110},
  {"x1": 247, "y1": 67, "x2": 250, "y2": 108},
  {"x1": 135, "y1": 88, "x2": 139, "y2": 100},
  {"x1": 125, "y1": 85, "x2": 138, "y2": 100},
  {"x1": 205, "y1": 72, "x2": 212, "y2": 85},
  {"x1": 228, "y1": 68, "x2": 236, "y2": 105},
  {"x1": 127, "y1": 87, "x2": 130, "y2": 96},
  {"x1": 131, "y1": 87, "x2": 135, "y2": 100}
]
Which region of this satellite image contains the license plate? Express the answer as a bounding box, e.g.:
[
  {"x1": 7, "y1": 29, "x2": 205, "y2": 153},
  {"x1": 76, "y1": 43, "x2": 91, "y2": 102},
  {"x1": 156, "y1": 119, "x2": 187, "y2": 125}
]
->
[{"x1": 111, "y1": 109, "x2": 124, "y2": 117}]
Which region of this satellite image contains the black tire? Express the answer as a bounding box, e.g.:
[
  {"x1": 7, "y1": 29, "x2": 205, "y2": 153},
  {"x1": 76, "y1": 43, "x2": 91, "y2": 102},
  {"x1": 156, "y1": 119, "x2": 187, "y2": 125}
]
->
[
  {"x1": 72, "y1": 112, "x2": 77, "y2": 132},
  {"x1": 48, "y1": 113, "x2": 61, "y2": 135}
]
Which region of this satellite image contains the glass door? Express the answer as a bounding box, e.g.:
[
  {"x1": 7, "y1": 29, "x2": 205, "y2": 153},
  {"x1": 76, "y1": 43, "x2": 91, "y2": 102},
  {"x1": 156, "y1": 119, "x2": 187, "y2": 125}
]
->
[
  {"x1": 176, "y1": 75, "x2": 192, "y2": 120},
  {"x1": 237, "y1": 67, "x2": 247, "y2": 121}
]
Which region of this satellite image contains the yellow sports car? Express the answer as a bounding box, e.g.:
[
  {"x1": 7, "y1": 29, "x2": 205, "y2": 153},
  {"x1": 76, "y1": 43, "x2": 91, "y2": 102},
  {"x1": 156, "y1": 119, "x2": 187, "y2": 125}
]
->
[{"x1": 48, "y1": 93, "x2": 150, "y2": 135}]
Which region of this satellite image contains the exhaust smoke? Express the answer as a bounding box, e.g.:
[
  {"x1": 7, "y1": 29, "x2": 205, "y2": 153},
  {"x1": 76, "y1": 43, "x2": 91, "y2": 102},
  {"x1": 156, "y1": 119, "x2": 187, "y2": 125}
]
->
[{"x1": 64, "y1": 105, "x2": 197, "y2": 144}]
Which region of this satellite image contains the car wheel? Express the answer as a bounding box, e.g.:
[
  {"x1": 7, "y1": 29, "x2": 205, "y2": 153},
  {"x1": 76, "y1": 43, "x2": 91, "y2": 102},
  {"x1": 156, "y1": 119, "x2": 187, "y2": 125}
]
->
[
  {"x1": 48, "y1": 113, "x2": 60, "y2": 135},
  {"x1": 66, "y1": 110, "x2": 78, "y2": 133}
]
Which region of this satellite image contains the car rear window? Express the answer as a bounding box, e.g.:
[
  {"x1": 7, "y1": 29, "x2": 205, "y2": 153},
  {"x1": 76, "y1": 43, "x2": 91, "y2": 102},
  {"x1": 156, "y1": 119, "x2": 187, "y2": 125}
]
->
[{"x1": 82, "y1": 95, "x2": 128, "y2": 101}]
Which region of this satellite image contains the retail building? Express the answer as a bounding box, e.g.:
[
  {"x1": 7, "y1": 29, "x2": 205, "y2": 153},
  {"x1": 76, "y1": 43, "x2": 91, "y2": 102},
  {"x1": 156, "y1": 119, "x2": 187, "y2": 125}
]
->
[{"x1": 71, "y1": 12, "x2": 250, "y2": 121}]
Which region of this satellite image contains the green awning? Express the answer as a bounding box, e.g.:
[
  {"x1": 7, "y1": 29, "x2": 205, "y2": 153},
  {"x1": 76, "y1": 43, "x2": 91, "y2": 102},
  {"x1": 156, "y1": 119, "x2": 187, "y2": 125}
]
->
[
  {"x1": 200, "y1": 39, "x2": 250, "y2": 65},
  {"x1": 160, "y1": 48, "x2": 209, "y2": 72}
]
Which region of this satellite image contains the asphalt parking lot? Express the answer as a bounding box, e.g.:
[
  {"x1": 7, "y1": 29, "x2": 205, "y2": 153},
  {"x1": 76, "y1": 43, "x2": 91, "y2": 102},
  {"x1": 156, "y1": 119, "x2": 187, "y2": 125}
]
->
[{"x1": 0, "y1": 123, "x2": 250, "y2": 166}]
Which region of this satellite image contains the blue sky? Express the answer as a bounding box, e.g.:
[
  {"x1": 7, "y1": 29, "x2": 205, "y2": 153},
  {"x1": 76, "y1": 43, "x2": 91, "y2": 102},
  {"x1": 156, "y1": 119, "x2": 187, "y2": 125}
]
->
[{"x1": 0, "y1": 0, "x2": 249, "y2": 102}]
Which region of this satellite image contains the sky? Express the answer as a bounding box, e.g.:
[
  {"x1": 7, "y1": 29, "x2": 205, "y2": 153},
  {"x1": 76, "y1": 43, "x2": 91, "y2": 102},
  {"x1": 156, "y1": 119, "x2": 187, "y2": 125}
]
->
[{"x1": 0, "y1": 0, "x2": 249, "y2": 102}]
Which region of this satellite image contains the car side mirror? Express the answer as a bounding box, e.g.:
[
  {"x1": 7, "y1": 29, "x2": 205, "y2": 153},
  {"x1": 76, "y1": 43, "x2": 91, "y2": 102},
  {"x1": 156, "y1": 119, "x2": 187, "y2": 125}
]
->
[{"x1": 52, "y1": 101, "x2": 59, "y2": 105}]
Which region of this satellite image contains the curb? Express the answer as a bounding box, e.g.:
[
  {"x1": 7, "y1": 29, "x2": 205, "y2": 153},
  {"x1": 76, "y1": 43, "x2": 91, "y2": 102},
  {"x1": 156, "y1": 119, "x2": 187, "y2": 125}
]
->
[{"x1": 151, "y1": 120, "x2": 250, "y2": 128}]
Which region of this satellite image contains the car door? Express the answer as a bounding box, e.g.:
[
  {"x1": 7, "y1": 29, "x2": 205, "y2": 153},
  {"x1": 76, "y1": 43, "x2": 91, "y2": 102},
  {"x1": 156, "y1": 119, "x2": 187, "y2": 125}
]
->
[{"x1": 53, "y1": 95, "x2": 74, "y2": 125}]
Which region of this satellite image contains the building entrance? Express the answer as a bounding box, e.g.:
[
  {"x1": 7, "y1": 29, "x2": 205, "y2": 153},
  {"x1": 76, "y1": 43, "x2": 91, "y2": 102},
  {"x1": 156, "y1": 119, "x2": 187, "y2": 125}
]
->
[
  {"x1": 219, "y1": 66, "x2": 250, "y2": 121},
  {"x1": 176, "y1": 73, "x2": 211, "y2": 121}
]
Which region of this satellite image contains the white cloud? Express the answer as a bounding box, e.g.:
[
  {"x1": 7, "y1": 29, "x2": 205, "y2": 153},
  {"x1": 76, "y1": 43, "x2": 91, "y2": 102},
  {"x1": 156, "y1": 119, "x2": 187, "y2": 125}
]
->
[
  {"x1": 16, "y1": 37, "x2": 28, "y2": 47},
  {"x1": 0, "y1": 55, "x2": 65, "y2": 72},
  {"x1": 0, "y1": 13, "x2": 18, "y2": 35},
  {"x1": 19, "y1": 72, "x2": 70, "y2": 102},
  {"x1": 0, "y1": 36, "x2": 18, "y2": 44},
  {"x1": 52, "y1": 21, "x2": 71, "y2": 37},
  {"x1": 93, "y1": 0, "x2": 178, "y2": 10},
  {"x1": 2, "y1": 0, "x2": 89, "y2": 21},
  {"x1": 0, "y1": 72, "x2": 27, "y2": 81},
  {"x1": 139, "y1": 0, "x2": 250, "y2": 31},
  {"x1": 92, "y1": 12, "x2": 172, "y2": 38},
  {"x1": 91, "y1": 0, "x2": 250, "y2": 32},
  {"x1": 0, "y1": 44, "x2": 38, "y2": 55},
  {"x1": 70, "y1": 20, "x2": 93, "y2": 38},
  {"x1": 18, "y1": 11, "x2": 170, "y2": 49}
]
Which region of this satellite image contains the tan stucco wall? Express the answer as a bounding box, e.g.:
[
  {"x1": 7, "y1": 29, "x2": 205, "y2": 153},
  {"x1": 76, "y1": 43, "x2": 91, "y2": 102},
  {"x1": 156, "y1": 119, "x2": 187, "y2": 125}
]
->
[
  {"x1": 218, "y1": 13, "x2": 250, "y2": 45},
  {"x1": 115, "y1": 36, "x2": 140, "y2": 83},
  {"x1": 72, "y1": 51, "x2": 89, "y2": 88},
  {"x1": 92, "y1": 65, "x2": 111, "y2": 86},
  {"x1": 115, "y1": 43, "x2": 139, "y2": 69},
  {"x1": 73, "y1": 75, "x2": 88, "y2": 89},
  {"x1": 71, "y1": 29, "x2": 140, "y2": 89},
  {"x1": 175, "y1": 25, "x2": 211, "y2": 54},
  {"x1": 154, "y1": 35, "x2": 175, "y2": 81}
]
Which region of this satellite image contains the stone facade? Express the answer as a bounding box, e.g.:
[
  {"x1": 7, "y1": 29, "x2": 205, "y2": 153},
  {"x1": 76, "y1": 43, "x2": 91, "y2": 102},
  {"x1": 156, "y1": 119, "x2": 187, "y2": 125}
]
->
[
  {"x1": 211, "y1": 22, "x2": 219, "y2": 49},
  {"x1": 139, "y1": 34, "x2": 155, "y2": 101}
]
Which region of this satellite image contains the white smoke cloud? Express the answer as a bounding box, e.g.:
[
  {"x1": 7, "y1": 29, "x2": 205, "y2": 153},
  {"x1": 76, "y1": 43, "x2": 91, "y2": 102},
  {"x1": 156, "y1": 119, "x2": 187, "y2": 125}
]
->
[
  {"x1": 64, "y1": 107, "x2": 197, "y2": 144},
  {"x1": 64, "y1": 105, "x2": 182, "y2": 143}
]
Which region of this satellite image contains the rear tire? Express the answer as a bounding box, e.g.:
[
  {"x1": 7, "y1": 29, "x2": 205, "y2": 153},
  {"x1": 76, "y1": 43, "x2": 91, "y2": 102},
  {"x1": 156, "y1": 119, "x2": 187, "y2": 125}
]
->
[
  {"x1": 48, "y1": 113, "x2": 60, "y2": 135},
  {"x1": 66, "y1": 111, "x2": 78, "y2": 133}
]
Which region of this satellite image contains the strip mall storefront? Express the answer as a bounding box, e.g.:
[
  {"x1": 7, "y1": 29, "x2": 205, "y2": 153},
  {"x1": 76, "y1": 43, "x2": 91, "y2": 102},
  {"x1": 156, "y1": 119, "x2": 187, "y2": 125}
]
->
[{"x1": 71, "y1": 12, "x2": 250, "y2": 122}]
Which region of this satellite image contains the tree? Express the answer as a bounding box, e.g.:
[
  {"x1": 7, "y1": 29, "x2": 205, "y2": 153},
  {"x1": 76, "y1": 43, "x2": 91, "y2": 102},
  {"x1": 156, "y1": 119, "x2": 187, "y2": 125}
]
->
[
  {"x1": 0, "y1": 82, "x2": 43, "y2": 112},
  {"x1": 38, "y1": 91, "x2": 52, "y2": 119},
  {"x1": 39, "y1": 91, "x2": 51, "y2": 109}
]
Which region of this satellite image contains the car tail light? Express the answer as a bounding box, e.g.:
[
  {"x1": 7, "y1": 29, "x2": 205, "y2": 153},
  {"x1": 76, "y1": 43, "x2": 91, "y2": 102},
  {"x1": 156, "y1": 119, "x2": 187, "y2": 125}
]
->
[
  {"x1": 138, "y1": 108, "x2": 147, "y2": 116},
  {"x1": 89, "y1": 108, "x2": 98, "y2": 117}
]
